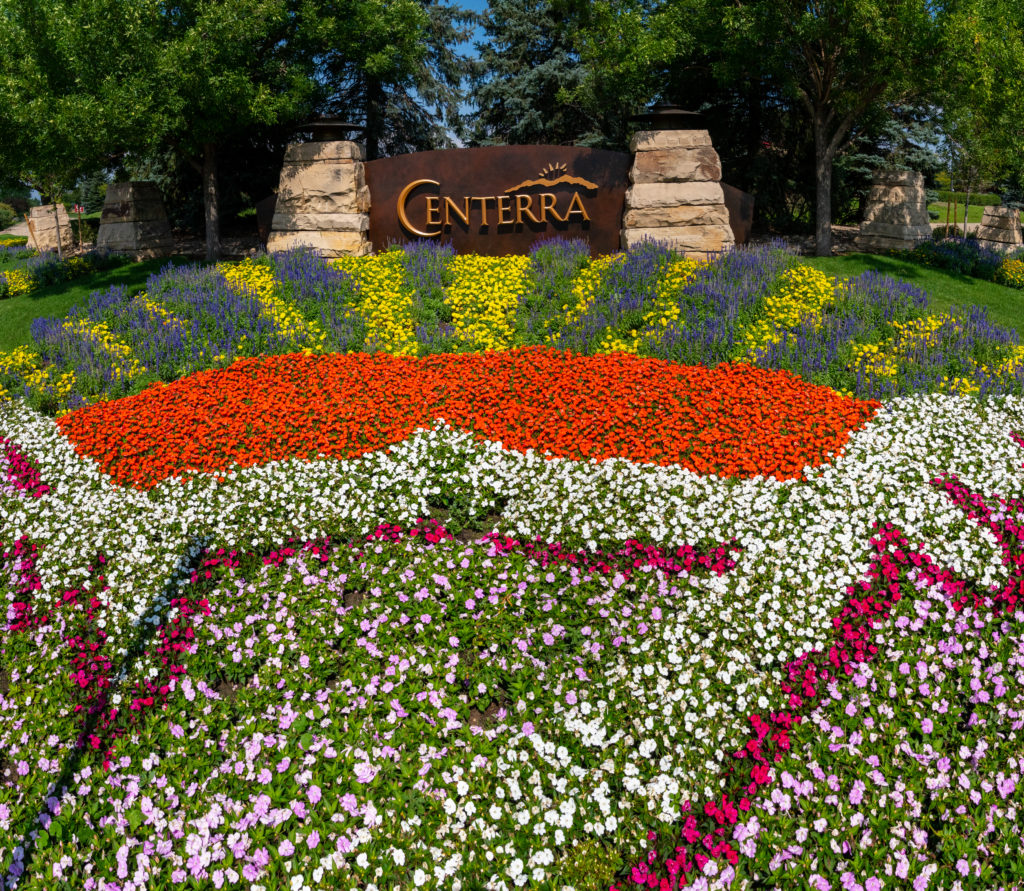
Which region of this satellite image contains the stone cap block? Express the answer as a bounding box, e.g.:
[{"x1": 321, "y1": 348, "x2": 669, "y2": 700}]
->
[
  {"x1": 870, "y1": 169, "x2": 924, "y2": 188},
  {"x1": 623, "y1": 204, "x2": 730, "y2": 229},
  {"x1": 284, "y1": 141, "x2": 365, "y2": 163},
  {"x1": 271, "y1": 212, "x2": 369, "y2": 232},
  {"x1": 630, "y1": 130, "x2": 712, "y2": 152},
  {"x1": 29, "y1": 204, "x2": 71, "y2": 224}
]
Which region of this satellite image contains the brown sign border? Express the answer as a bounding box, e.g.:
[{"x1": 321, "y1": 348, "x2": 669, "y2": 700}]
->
[{"x1": 365, "y1": 145, "x2": 631, "y2": 256}]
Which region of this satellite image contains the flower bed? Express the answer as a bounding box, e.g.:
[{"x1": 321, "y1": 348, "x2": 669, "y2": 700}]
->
[
  {"x1": 2, "y1": 355, "x2": 1024, "y2": 889},
  {"x1": 1, "y1": 242, "x2": 1022, "y2": 416},
  {"x1": 1, "y1": 243, "x2": 1024, "y2": 890},
  {"x1": 0, "y1": 250, "x2": 121, "y2": 300}
]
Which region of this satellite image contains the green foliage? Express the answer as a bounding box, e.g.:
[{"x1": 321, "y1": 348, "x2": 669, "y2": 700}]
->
[
  {"x1": 470, "y1": 0, "x2": 594, "y2": 146},
  {"x1": 937, "y1": 190, "x2": 1001, "y2": 206},
  {"x1": 319, "y1": 1, "x2": 478, "y2": 159},
  {"x1": 77, "y1": 171, "x2": 109, "y2": 214},
  {"x1": 0, "y1": 202, "x2": 16, "y2": 230}
]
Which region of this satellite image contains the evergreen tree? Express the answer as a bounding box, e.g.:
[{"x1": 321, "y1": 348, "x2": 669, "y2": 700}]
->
[
  {"x1": 77, "y1": 170, "x2": 109, "y2": 214},
  {"x1": 470, "y1": 0, "x2": 593, "y2": 146},
  {"x1": 321, "y1": 1, "x2": 478, "y2": 159}
]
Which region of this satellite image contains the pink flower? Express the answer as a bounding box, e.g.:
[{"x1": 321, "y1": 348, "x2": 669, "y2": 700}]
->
[
  {"x1": 278, "y1": 839, "x2": 294, "y2": 857},
  {"x1": 308, "y1": 785, "x2": 322, "y2": 804}
]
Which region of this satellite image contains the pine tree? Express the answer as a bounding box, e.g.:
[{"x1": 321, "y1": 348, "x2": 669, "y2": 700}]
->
[
  {"x1": 321, "y1": 1, "x2": 478, "y2": 160},
  {"x1": 470, "y1": 0, "x2": 594, "y2": 146}
]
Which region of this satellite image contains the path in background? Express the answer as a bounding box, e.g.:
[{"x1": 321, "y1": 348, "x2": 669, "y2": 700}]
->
[{"x1": 0, "y1": 220, "x2": 30, "y2": 237}]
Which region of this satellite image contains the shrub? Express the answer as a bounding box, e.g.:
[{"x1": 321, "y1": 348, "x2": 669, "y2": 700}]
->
[
  {"x1": 0, "y1": 202, "x2": 17, "y2": 230},
  {"x1": 908, "y1": 235, "x2": 1002, "y2": 280}
]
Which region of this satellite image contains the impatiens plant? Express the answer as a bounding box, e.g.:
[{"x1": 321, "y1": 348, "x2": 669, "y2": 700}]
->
[{"x1": 1, "y1": 244, "x2": 1023, "y2": 890}]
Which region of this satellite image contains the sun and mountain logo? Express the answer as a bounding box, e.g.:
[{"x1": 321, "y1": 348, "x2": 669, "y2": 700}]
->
[
  {"x1": 396, "y1": 161, "x2": 597, "y2": 238},
  {"x1": 505, "y1": 162, "x2": 599, "y2": 193}
]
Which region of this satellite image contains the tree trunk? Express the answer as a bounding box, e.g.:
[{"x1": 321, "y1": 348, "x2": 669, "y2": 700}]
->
[
  {"x1": 364, "y1": 75, "x2": 384, "y2": 161},
  {"x1": 963, "y1": 179, "x2": 972, "y2": 239},
  {"x1": 202, "y1": 142, "x2": 220, "y2": 261},
  {"x1": 813, "y1": 113, "x2": 833, "y2": 257},
  {"x1": 51, "y1": 201, "x2": 64, "y2": 261}
]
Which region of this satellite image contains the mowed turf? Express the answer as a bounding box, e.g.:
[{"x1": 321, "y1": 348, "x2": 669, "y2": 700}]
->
[
  {"x1": 804, "y1": 252, "x2": 1024, "y2": 339},
  {"x1": 0, "y1": 256, "x2": 190, "y2": 352}
]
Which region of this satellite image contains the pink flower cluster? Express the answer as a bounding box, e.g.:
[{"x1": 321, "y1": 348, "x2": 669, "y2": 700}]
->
[
  {"x1": 2, "y1": 536, "x2": 43, "y2": 631},
  {"x1": 1, "y1": 436, "x2": 50, "y2": 498},
  {"x1": 2, "y1": 539, "x2": 211, "y2": 768},
  {"x1": 616, "y1": 435, "x2": 1024, "y2": 890},
  {"x1": 484, "y1": 534, "x2": 740, "y2": 579}
]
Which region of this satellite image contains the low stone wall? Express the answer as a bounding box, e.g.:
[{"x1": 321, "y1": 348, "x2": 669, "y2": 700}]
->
[
  {"x1": 267, "y1": 141, "x2": 371, "y2": 257},
  {"x1": 28, "y1": 204, "x2": 74, "y2": 254},
  {"x1": 975, "y1": 206, "x2": 1023, "y2": 253},
  {"x1": 620, "y1": 130, "x2": 735, "y2": 257},
  {"x1": 96, "y1": 182, "x2": 174, "y2": 258},
  {"x1": 855, "y1": 170, "x2": 931, "y2": 252}
]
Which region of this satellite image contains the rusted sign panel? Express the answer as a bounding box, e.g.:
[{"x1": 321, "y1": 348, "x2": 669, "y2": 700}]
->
[{"x1": 365, "y1": 145, "x2": 631, "y2": 256}]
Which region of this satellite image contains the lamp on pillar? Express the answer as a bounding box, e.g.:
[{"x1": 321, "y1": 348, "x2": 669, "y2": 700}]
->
[
  {"x1": 289, "y1": 117, "x2": 366, "y2": 143},
  {"x1": 628, "y1": 103, "x2": 705, "y2": 131},
  {"x1": 265, "y1": 117, "x2": 373, "y2": 257}
]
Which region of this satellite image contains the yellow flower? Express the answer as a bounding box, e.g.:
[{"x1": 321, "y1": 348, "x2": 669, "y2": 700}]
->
[
  {"x1": 738, "y1": 265, "x2": 837, "y2": 358},
  {"x1": 1, "y1": 269, "x2": 35, "y2": 297},
  {"x1": 61, "y1": 318, "x2": 146, "y2": 382},
  {"x1": 595, "y1": 258, "x2": 699, "y2": 354},
  {"x1": 996, "y1": 257, "x2": 1024, "y2": 289},
  {"x1": 220, "y1": 260, "x2": 328, "y2": 351},
  {"x1": 447, "y1": 255, "x2": 531, "y2": 351},
  {"x1": 333, "y1": 252, "x2": 417, "y2": 356}
]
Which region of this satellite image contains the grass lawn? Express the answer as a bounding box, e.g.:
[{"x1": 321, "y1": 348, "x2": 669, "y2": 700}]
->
[
  {"x1": 804, "y1": 251, "x2": 1024, "y2": 338},
  {"x1": 927, "y1": 201, "x2": 993, "y2": 225},
  {"x1": 0, "y1": 255, "x2": 191, "y2": 352}
]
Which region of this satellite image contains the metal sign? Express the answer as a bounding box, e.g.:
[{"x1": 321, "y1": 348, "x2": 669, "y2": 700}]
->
[{"x1": 365, "y1": 145, "x2": 631, "y2": 255}]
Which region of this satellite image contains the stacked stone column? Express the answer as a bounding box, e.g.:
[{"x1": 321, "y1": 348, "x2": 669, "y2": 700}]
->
[
  {"x1": 28, "y1": 204, "x2": 74, "y2": 254},
  {"x1": 267, "y1": 141, "x2": 371, "y2": 257},
  {"x1": 620, "y1": 130, "x2": 735, "y2": 258},
  {"x1": 96, "y1": 182, "x2": 175, "y2": 258},
  {"x1": 975, "y1": 206, "x2": 1023, "y2": 253},
  {"x1": 855, "y1": 170, "x2": 931, "y2": 252}
]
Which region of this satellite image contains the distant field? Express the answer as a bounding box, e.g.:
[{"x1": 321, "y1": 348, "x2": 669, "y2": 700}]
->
[{"x1": 927, "y1": 202, "x2": 996, "y2": 225}]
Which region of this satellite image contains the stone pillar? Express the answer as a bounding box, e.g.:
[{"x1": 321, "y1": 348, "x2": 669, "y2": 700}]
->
[
  {"x1": 854, "y1": 170, "x2": 931, "y2": 252},
  {"x1": 975, "y1": 206, "x2": 1023, "y2": 253},
  {"x1": 96, "y1": 182, "x2": 175, "y2": 258},
  {"x1": 620, "y1": 130, "x2": 735, "y2": 258},
  {"x1": 267, "y1": 141, "x2": 371, "y2": 257},
  {"x1": 28, "y1": 204, "x2": 74, "y2": 254}
]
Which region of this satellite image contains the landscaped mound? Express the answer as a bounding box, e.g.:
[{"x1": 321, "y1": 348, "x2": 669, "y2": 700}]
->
[
  {"x1": 55, "y1": 348, "x2": 878, "y2": 489},
  {"x1": 2, "y1": 241, "x2": 1023, "y2": 415}
]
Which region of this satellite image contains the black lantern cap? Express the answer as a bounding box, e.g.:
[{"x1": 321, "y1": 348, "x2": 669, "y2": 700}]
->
[
  {"x1": 291, "y1": 117, "x2": 366, "y2": 142},
  {"x1": 628, "y1": 103, "x2": 704, "y2": 130}
]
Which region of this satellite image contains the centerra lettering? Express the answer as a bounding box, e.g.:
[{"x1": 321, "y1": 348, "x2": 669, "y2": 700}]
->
[{"x1": 397, "y1": 180, "x2": 591, "y2": 238}]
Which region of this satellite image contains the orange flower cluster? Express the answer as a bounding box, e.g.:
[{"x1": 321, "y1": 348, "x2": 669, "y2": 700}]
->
[{"x1": 56, "y1": 349, "x2": 879, "y2": 489}]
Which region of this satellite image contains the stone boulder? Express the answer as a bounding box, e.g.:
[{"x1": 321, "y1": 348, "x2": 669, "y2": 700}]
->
[
  {"x1": 975, "y1": 206, "x2": 1023, "y2": 253},
  {"x1": 620, "y1": 131, "x2": 735, "y2": 258},
  {"x1": 267, "y1": 141, "x2": 372, "y2": 257},
  {"x1": 96, "y1": 182, "x2": 174, "y2": 258},
  {"x1": 28, "y1": 204, "x2": 74, "y2": 254},
  {"x1": 855, "y1": 170, "x2": 931, "y2": 252}
]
